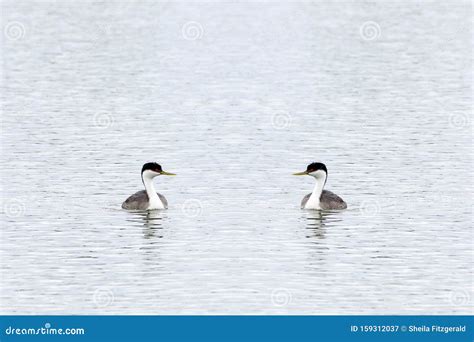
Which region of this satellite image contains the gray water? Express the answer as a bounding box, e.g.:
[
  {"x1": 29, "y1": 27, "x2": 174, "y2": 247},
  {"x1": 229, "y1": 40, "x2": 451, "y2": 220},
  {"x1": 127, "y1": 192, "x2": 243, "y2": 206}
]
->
[{"x1": 1, "y1": 1, "x2": 472, "y2": 314}]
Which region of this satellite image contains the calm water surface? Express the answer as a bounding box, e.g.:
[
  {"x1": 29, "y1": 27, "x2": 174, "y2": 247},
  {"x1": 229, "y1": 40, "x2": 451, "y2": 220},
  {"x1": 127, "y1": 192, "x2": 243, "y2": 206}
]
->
[{"x1": 1, "y1": 1, "x2": 472, "y2": 314}]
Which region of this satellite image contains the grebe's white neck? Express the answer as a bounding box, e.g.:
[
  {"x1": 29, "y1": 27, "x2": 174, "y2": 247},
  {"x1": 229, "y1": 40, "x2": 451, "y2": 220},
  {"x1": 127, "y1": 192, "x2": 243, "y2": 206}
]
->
[
  {"x1": 304, "y1": 170, "x2": 327, "y2": 209},
  {"x1": 142, "y1": 170, "x2": 165, "y2": 210}
]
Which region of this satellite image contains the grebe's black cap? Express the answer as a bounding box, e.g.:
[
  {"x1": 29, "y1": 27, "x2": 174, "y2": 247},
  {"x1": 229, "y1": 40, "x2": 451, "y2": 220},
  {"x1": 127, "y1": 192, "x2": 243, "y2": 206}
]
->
[
  {"x1": 293, "y1": 162, "x2": 327, "y2": 176},
  {"x1": 141, "y1": 162, "x2": 176, "y2": 176},
  {"x1": 306, "y1": 162, "x2": 327, "y2": 174},
  {"x1": 142, "y1": 162, "x2": 162, "y2": 174}
]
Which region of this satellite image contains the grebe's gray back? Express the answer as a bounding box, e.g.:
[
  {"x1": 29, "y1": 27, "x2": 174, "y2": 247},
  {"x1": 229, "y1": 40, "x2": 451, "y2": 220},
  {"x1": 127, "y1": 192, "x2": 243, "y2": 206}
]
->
[
  {"x1": 293, "y1": 162, "x2": 347, "y2": 210},
  {"x1": 122, "y1": 162, "x2": 176, "y2": 210}
]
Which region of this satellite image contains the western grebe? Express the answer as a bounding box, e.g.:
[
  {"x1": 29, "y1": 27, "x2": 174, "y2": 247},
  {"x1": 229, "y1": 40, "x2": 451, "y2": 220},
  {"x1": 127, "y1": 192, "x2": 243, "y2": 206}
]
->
[
  {"x1": 122, "y1": 162, "x2": 176, "y2": 210},
  {"x1": 293, "y1": 162, "x2": 347, "y2": 210}
]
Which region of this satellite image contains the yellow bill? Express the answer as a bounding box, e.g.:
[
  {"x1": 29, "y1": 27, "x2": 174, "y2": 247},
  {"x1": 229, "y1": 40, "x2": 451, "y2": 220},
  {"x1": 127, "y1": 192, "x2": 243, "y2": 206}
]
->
[{"x1": 160, "y1": 171, "x2": 176, "y2": 176}]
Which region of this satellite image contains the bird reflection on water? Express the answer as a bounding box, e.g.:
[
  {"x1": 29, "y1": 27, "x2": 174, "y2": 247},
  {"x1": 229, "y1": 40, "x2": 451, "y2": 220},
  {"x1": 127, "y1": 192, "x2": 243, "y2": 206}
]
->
[
  {"x1": 304, "y1": 210, "x2": 343, "y2": 239},
  {"x1": 125, "y1": 210, "x2": 166, "y2": 239}
]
